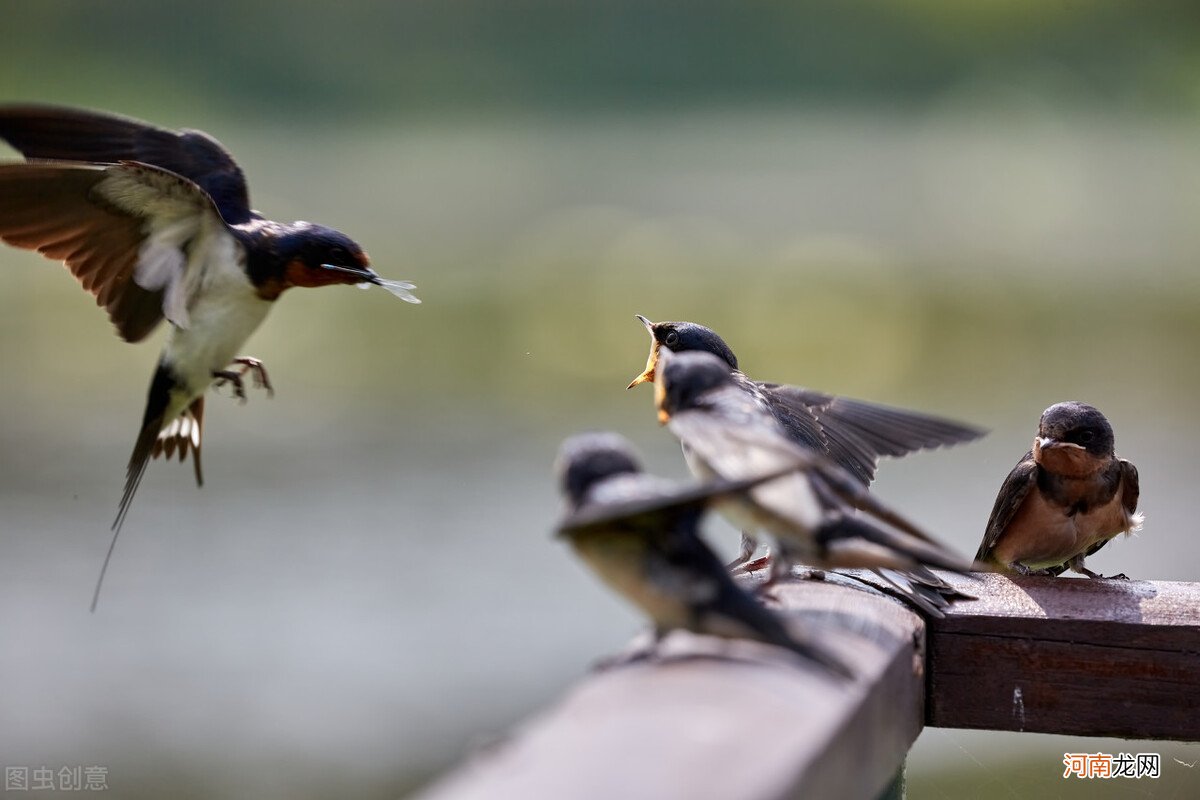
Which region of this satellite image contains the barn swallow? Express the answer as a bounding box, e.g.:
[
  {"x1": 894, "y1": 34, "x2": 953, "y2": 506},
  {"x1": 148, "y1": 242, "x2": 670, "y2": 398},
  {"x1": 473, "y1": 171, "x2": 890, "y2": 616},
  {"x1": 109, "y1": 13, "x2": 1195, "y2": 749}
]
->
[
  {"x1": 654, "y1": 350, "x2": 973, "y2": 616},
  {"x1": 0, "y1": 104, "x2": 420, "y2": 609},
  {"x1": 977, "y1": 402, "x2": 1142, "y2": 578},
  {"x1": 628, "y1": 316, "x2": 984, "y2": 569},
  {"x1": 555, "y1": 432, "x2": 852, "y2": 677}
]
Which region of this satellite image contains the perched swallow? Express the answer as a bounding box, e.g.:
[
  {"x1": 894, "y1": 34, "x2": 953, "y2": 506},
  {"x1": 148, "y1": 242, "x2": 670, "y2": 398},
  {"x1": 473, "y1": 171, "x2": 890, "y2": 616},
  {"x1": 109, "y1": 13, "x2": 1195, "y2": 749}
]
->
[
  {"x1": 654, "y1": 350, "x2": 973, "y2": 615},
  {"x1": 555, "y1": 432, "x2": 851, "y2": 677},
  {"x1": 0, "y1": 104, "x2": 420, "y2": 608},
  {"x1": 628, "y1": 316, "x2": 984, "y2": 567},
  {"x1": 977, "y1": 402, "x2": 1142, "y2": 578}
]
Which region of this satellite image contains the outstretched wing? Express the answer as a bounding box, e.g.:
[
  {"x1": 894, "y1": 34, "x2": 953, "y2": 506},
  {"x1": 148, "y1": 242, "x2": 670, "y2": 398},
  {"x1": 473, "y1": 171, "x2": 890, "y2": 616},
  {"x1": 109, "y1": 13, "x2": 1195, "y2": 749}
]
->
[
  {"x1": 762, "y1": 383, "x2": 986, "y2": 486},
  {"x1": 976, "y1": 455, "x2": 1038, "y2": 563},
  {"x1": 0, "y1": 104, "x2": 252, "y2": 224},
  {"x1": 558, "y1": 462, "x2": 810, "y2": 536},
  {"x1": 0, "y1": 161, "x2": 235, "y2": 341}
]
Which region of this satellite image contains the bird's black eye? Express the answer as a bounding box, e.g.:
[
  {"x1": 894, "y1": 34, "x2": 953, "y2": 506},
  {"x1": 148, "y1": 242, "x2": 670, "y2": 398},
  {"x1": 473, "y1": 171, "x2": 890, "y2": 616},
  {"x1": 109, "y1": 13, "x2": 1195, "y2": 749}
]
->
[
  {"x1": 1078, "y1": 430, "x2": 1095, "y2": 444},
  {"x1": 664, "y1": 331, "x2": 679, "y2": 347}
]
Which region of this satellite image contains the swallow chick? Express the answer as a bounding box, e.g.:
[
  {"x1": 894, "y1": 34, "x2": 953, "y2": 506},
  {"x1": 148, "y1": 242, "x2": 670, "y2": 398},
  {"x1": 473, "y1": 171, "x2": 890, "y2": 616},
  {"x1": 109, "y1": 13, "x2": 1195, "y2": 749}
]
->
[
  {"x1": 977, "y1": 402, "x2": 1142, "y2": 579},
  {"x1": 628, "y1": 316, "x2": 983, "y2": 570},
  {"x1": 555, "y1": 432, "x2": 852, "y2": 678},
  {"x1": 654, "y1": 350, "x2": 973, "y2": 616},
  {"x1": 0, "y1": 104, "x2": 420, "y2": 609}
]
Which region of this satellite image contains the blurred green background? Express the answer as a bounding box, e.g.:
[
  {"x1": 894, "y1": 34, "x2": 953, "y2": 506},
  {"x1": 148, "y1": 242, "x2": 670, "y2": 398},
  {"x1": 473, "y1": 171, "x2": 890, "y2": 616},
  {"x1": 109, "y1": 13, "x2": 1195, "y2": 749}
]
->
[{"x1": 1, "y1": 1, "x2": 1199, "y2": 797}]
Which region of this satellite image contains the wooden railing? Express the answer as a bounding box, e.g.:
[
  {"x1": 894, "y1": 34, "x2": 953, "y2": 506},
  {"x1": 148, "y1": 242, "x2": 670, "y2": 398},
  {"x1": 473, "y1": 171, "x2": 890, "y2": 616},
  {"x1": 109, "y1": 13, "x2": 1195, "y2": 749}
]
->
[{"x1": 416, "y1": 572, "x2": 1200, "y2": 800}]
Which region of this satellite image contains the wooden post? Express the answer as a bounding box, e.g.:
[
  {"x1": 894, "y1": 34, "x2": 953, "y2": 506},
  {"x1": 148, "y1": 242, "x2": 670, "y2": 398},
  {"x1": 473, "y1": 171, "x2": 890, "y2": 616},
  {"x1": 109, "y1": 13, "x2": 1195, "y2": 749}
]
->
[
  {"x1": 925, "y1": 572, "x2": 1200, "y2": 740},
  {"x1": 418, "y1": 578, "x2": 926, "y2": 800}
]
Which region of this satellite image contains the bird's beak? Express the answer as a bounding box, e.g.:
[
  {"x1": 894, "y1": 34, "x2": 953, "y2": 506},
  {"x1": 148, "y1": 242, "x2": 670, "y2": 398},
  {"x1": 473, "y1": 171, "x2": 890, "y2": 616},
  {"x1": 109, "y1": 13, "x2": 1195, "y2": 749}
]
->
[
  {"x1": 321, "y1": 263, "x2": 379, "y2": 283},
  {"x1": 627, "y1": 315, "x2": 658, "y2": 389},
  {"x1": 1036, "y1": 436, "x2": 1083, "y2": 451}
]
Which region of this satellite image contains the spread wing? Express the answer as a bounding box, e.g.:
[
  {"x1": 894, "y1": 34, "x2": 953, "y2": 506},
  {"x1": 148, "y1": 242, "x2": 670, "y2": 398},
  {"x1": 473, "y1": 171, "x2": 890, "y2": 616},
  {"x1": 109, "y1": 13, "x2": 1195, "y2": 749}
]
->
[
  {"x1": 558, "y1": 462, "x2": 810, "y2": 536},
  {"x1": 976, "y1": 455, "x2": 1038, "y2": 562},
  {"x1": 669, "y1": 405, "x2": 931, "y2": 540},
  {"x1": 762, "y1": 383, "x2": 986, "y2": 486},
  {"x1": 0, "y1": 161, "x2": 235, "y2": 341},
  {"x1": 0, "y1": 104, "x2": 252, "y2": 224}
]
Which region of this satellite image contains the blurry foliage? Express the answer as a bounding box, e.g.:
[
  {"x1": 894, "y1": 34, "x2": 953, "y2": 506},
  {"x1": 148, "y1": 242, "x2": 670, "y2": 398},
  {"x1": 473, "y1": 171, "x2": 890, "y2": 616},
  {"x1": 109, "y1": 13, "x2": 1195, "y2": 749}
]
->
[{"x1": 3, "y1": 1, "x2": 1200, "y2": 118}]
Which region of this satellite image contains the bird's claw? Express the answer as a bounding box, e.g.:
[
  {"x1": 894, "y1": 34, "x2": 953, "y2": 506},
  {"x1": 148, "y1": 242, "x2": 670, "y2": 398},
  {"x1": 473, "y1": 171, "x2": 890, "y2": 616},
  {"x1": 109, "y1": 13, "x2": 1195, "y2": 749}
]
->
[
  {"x1": 212, "y1": 369, "x2": 248, "y2": 403},
  {"x1": 232, "y1": 357, "x2": 274, "y2": 397},
  {"x1": 735, "y1": 555, "x2": 772, "y2": 575},
  {"x1": 1010, "y1": 562, "x2": 1055, "y2": 577},
  {"x1": 212, "y1": 357, "x2": 274, "y2": 403}
]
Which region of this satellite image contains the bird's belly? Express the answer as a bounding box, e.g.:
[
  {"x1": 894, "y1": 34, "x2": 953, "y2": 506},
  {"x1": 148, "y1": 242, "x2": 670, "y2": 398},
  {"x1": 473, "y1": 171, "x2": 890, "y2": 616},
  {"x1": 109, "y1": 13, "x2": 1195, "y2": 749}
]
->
[
  {"x1": 164, "y1": 283, "x2": 272, "y2": 397},
  {"x1": 686, "y1": 445, "x2": 822, "y2": 550},
  {"x1": 572, "y1": 537, "x2": 690, "y2": 629},
  {"x1": 994, "y1": 490, "x2": 1133, "y2": 570}
]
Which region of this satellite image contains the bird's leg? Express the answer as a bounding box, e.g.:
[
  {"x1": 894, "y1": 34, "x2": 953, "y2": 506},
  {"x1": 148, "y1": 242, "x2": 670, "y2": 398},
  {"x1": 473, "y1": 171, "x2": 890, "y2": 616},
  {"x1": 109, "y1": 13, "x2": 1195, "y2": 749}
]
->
[
  {"x1": 1067, "y1": 555, "x2": 1128, "y2": 580},
  {"x1": 211, "y1": 369, "x2": 248, "y2": 403},
  {"x1": 212, "y1": 357, "x2": 274, "y2": 403},
  {"x1": 231, "y1": 357, "x2": 274, "y2": 397},
  {"x1": 727, "y1": 532, "x2": 760, "y2": 572},
  {"x1": 592, "y1": 629, "x2": 662, "y2": 671},
  {"x1": 1009, "y1": 561, "x2": 1057, "y2": 577},
  {"x1": 753, "y1": 551, "x2": 795, "y2": 598}
]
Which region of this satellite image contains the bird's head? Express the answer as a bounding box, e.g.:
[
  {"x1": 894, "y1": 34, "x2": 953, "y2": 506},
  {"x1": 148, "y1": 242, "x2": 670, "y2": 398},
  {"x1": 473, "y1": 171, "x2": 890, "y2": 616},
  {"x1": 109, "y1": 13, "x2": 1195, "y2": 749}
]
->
[
  {"x1": 556, "y1": 432, "x2": 644, "y2": 508},
  {"x1": 654, "y1": 350, "x2": 735, "y2": 424},
  {"x1": 277, "y1": 222, "x2": 377, "y2": 288},
  {"x1": 1033, "y1": 401, "x2": 1115, "y2": 476},
  {"x1": 626, "y1": 316, "x2": 738, "y2": 389}
]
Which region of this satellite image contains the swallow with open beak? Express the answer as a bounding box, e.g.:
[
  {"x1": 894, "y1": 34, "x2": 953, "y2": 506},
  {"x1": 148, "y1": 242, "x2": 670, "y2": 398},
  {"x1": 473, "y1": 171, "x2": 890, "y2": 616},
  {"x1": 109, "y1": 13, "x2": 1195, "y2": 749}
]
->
[
  {"x1": 653, "y1": 350, "x2": 973, "y2": 615},
  {"x1": 556, "y1": 432, "x2": 852, "y2": 677},
  {"x1": 0, "y1": 104, "x2": 420, "y2": 609},
  {"x1": 977, "y1": 402, "x2": 1142, "y2": 578},
  {"x1": 628, "y1": 316, "x2": 983, "y2": 567}
]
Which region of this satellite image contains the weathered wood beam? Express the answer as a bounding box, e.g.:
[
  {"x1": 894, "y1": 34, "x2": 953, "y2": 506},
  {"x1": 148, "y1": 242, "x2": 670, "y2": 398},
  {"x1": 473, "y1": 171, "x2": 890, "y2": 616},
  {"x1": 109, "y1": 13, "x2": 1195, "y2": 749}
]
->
[
  {"x1": 926, "y1": 572, "x2": 1200, "y2": 741},
  {"x1": 418, "y1": 579, "x2": 925, "y2": 800}
]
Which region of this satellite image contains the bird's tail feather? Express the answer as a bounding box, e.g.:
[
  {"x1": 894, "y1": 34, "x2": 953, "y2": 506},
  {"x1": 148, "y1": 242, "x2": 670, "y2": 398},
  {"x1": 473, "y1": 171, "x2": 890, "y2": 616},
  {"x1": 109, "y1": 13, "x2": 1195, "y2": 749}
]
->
[
  {"x1": 94, "y1": 412, "x2": 162, "y2": 612},
  {"x1": 818, "y1": 514, "x2": 971, "y2": 574},
  {"x1": 92, "y1": 361, "x2": 181, "y2": 612}
]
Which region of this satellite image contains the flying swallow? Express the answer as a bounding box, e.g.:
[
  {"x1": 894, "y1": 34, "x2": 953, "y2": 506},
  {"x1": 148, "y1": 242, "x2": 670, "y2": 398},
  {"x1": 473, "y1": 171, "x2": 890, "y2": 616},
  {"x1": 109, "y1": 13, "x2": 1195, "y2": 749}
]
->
[
  {"x1": 627, "y1": 316, "x2": 984, "y2": 568},
  {"x1": 0, "y1": 104, "x2": 420, "y2": 608},
  {"x1": 977, "y1": 402, "x2": 1142, "y2": 578},
  {"x1": 555, "y1": 432, "x2": 852, "y2": 677},
  {"x1": 653, "y1": 350, "x2": 973, "y2": 616}
]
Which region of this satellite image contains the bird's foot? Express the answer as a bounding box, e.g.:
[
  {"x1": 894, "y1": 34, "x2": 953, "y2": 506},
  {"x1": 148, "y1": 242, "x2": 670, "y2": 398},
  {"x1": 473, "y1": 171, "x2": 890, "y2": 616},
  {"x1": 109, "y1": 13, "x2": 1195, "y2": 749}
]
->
[
  {"x1": 592, "y1": 639, "x2": 661, "y2": 672},
  {"x1": 212, "y1": 369, "x2": 248, "y2": 403},
  {"x1": 231, "y1": 357, "x2": 274, "y2": 397},
  {"x1": 1010, "y1": 562, "x2": 1056, "y2": 577},
  {"x1": 726, "y1": 532, "x2": 760, "y2": 572},
  {"x1": 732, "y1": 555, "x2": 771, "y2": 575},
  {"x1": 212, "y1": 357, "x2": 274, "y2": 403},
  {"x1": 751, "y1": 555, "x2": 796, "y2": 600},
  {"x1": 1069, "y1": 557, "x2": 1128, "y2": 580},
  {"x1": 1080, "y1": 566, "x2": 1123, "y2": 578}
]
